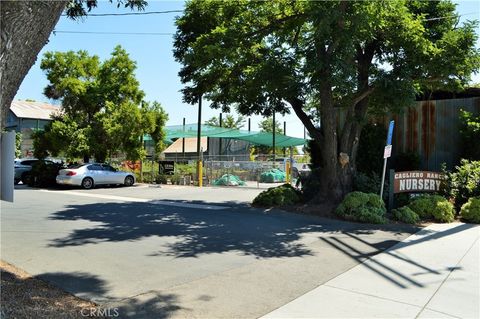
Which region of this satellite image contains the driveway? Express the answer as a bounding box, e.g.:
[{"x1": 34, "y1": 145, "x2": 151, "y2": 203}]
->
[{"x1": 1, "y1": 185, "x2": 419, "y2": 318}]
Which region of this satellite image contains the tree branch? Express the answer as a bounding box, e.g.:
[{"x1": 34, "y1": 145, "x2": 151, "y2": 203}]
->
[{"x1": 287, "y1": 97, "x2": 322, "y2": 142}]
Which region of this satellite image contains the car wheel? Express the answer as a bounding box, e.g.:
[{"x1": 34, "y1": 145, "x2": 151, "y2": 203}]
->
[
  {"x1": 22, "y1": 173, "x2": 34, "y2": 186},
  {"x1": 81, "y1": 177, "x2": 94, "y2": 189},
  {"x1": 21, "y1": 172, "x2": 30, "y2": 185},
  {"x1": 124, "y1": 175, "x2": 134, "y2": 187}
]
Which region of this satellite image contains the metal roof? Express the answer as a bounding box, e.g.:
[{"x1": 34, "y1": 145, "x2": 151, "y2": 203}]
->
[{"x1": 10, "y1": 100, "x2": 61, "y2": 120}]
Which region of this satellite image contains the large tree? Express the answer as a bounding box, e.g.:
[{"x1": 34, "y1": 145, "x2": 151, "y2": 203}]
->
[
  {"x1": 174, "y1": 0, "x2": 480, "y2": 202},
  {"x1": 205, "y1": 114, "x2": 246, "y2": 129},
  {"x1": 34, "y1": 46, "x2": 168, "y2": 162},
  {"x1": 0, "y1": 0, "x2": 146, "y2": 132}
]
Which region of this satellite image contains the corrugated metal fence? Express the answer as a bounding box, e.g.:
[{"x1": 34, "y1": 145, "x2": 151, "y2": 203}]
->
[{"x1": 388, "y1": 97, "x2": 480, "y2": 170}]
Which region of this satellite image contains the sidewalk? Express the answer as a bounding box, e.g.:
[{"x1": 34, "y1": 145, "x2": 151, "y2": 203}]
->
[{"x1": 262, "y1": 223, "x2": 480, "y2": 319}]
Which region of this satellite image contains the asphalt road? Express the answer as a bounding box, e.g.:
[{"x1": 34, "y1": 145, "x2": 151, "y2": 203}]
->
[{"x1": 1, "y1": 184, "x2": 419, "y2": 318}]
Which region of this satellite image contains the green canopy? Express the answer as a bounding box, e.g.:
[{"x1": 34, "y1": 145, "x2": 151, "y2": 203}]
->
[{"x1": 150, "y1": 123, "x2": 307, "y2": 148}]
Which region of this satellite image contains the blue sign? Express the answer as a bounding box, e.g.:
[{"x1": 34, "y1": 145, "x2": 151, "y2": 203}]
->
[{"x1": 386, "y1": 120, "x2": 395, "y2": 145}]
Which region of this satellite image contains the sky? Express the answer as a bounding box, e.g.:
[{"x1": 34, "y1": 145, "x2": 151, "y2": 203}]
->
[{"x1": 14, "y1": 0, "x2": 480, "y2": 139}]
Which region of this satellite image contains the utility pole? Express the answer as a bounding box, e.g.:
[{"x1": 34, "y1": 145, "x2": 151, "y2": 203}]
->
[
  {"x1": 182, "y1": 117, "x2": 185, "y2": 159},
  {"x1": 272, "y1": 111, "x2": 276, "y2": 164},
  {"x1": 219, "y1": 112, "x2": 222, "y2": 159},
  {"x1": 196, "y1": 95, "x2": 203, "y2": 187},
  {"x1": 283, "y1": 121, "x2": 286, "y2": 157}
]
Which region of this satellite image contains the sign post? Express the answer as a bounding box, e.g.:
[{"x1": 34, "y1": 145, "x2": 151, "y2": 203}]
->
[{"x1": 380, "y1": 121, "x2": 394, "y2": 199}]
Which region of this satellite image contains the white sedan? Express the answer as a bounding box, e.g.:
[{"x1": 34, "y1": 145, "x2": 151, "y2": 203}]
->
[{"x1": 56, "y1": 163, "x2": 135, "y2": 189}]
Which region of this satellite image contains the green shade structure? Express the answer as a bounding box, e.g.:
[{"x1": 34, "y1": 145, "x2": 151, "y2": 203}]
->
[{"x1": 145, "y1": 123, "x2": 308, "y2": 148}]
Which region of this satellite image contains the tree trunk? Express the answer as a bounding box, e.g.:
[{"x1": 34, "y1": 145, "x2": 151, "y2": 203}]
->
[{"x1": 0, "y1": 1, "x2": 67, "y2": 131}]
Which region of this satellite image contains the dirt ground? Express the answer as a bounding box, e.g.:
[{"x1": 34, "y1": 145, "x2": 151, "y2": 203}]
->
[{"x1": 0, "y1": 260, "x2": 104, "y2": 319}]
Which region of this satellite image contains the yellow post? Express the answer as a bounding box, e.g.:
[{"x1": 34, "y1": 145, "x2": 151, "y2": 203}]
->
[
  {"x1": 197, "y1": 160, "x2": 203, "y2": 187},
  {"x1": 286, "y1": 160, "x2": 291, "y2": 184}
]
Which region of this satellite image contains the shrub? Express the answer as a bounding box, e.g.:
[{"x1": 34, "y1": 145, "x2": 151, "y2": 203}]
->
[
  {"x1": 155, "y1": 174, "x2": 168, "y2": 184},
  {"x1": 353, "y1": 172, "x2": 389, "y2": 200},
  {"x1": 335, "y1": 192, "x2": 387, "y2": 224},
  {"x1": 170, "y1": 173, "x2": 181, "y2": 185},
  {"x1": 442, "y1": 160, "x2": 480, "y2": 211},
  {"x1": 459, "y1": 110, "x2": 480, "y2": 161},
  {"x1": 253, "y1": 184, "x2": 302, "y2": 207},
  {"x1": 408, "y1": 195, "x2": 455, "y2": 223},
  {"x1": 392, "y1": 206, "x2": 420, "y2": 224},
  {"x1": 353, "y1": 172, "x2": 381, "y2": 194},
  {"x1": 175, "y1": 163, "x2": 196, "y2": 176},
  {"x1": 460, "y1": 197, "x2": 480, "y2": 223}
]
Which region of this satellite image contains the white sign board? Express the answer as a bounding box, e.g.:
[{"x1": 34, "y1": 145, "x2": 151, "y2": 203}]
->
[{"x1": 383, "y1": 145, "x2": 392, "y2": 159}]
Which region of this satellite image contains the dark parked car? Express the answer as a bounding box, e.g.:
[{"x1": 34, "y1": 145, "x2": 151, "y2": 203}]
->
[{"x1": 14, "y1": 159, "x2": 53, "y2": 184}]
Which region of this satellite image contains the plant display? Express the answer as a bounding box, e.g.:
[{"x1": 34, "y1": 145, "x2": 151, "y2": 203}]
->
[
  {"x1": 335, "y1": 192, "x2": 386, "y2": 224},
  {"x1": 392, "y1": 206, "x2": 420, "y2": 224},
  {"x1": 460, "y1": 197, "x2": 480, "y2": 224},
  {"x1": 155, "y1": 174, "x2": 168, "y2": 185},
  {"x1": 442, "y1": 160, "x2": 480, "y2": 211},
  {"x1": 253, "y1": 184, "x2": 302, "y2": 207},
  {"x1": 408, "y1": 195, "x2": 455, "y2": 223}
]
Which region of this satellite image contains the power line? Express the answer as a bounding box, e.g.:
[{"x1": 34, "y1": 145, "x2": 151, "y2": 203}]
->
[
  {"x1": 53, "y1": 30, "x2": 174, "y2": 35},
  {"x1": 61, "y1": 10, "x2": 183, "y2": 17}
]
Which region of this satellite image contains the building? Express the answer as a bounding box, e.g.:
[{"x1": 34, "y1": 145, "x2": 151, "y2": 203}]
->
[
  {"x1": 6, "y1": 100, "x2": 60, "y2": 157},
  {"x1": 161, "y1": 137, "x2": 251, "y2": 161}
]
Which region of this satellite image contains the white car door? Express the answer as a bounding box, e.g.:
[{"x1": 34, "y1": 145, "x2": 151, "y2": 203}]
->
[
  {"x1": 87, "y1": 164, "x2": 106, "y2": 185},
  {"x1": 101, "y1": 164, "x2": 120, "y2": 184}
]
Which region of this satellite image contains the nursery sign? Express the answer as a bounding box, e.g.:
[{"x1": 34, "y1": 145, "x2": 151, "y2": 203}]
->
[{"x1": 393, "y1": 171, "x2": 445, "y2": 193}]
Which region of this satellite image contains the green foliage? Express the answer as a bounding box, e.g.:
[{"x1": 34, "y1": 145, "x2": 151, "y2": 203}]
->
[
  {"x1": 335, "y1": 192, "x2": 387, "y2": 224},
  {"x1": 35, "y1": 46, "x2": 167, "y2": 162},
  {"x1": 459, "y1": 110, "x2": 480, "y2": 161},
  {"x1": 442, "y1": 159, "x2": 480, "y2": 211},
  {"x1": 460, "y1": 197, "x2": 480, "y2": 224},
  {"x1": 175, "y1": 163, "x2": 196, "y2": 176},
  {"x1": 155, "y1": 174, "x2": 168, "y2": 184},
  {"x1": 253, "y1": 184, "x2": 302, "y2": 207},
  {"x1": 170, "y1": 173, "x2": 181, "y2": 185},
  {"x1": 174, "y1": 0, "x2": 479, "y2": 200},
  {"x1": 392, "y1": 206, "x2": 420, "y2": 224},
  {"x1": 408, "y1": 195, "x2": 455, "y2": 222},
  {"x1": 65, "y1": 0, "x2": 147, "y2": 19},
  {"x1": 356, "y1": 123, "x2": 386, "y2": 174},
  {"x1": 15, "y1": 132, "x2": 22, "y2": 158},
  {"x1": 205, "y1": 114, "x2": 246, "y2": 129},
  {"x1": 353, "y1": 172, "x2": 382, "y2": 194},
  {"x1": 394, "y1": 152, "x2": 421, "y2": 171}
]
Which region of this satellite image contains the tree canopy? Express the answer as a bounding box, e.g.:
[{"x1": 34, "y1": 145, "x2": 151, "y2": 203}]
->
[
  {"x1": 0, "y1": 0, "x2": 149, "y2": 132},
  {"x1": 204, "y1": 114, "x2": 246, "y2": 129},
  {"x1": 174, "y1": 0, "x2": 480, "y2": 201},
  {"x1": 34, "y1": 46, "x2": 168, "y2": 162}
]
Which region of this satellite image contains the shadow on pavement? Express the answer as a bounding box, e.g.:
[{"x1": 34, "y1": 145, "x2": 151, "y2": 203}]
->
[
  {"x1": 34, "y1": 271, "x2": 184, "y2": 318},
  {"x1": 48, "y1": 199, "x2": 419, "y2": 259},
  {"x1": 319, "y1": 223, "x2": 477, "y2": 289},
  {"x1": 37, "y1": 272, "x2": 108, "y2": 300}
]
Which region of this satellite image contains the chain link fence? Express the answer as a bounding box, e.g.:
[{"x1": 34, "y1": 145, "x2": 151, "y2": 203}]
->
[{"x1": 112, "y1": 154, "x2": 310, "y2": 187}]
